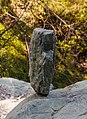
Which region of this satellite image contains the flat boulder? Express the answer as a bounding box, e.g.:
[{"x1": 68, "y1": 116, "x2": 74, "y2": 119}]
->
[
  {"x1": 5, "y1": 80, "x2": 87, "y2": 119},
  {"x1": 0, "y1": 78, "x2": 35, "y2": 119}
]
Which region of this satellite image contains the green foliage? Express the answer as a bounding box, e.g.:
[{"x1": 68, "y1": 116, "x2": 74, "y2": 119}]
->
[
  {"x1": 0, "y1": 0, "x2": 87, "y2": 88},
  {"x1": 0, "y1": 23, "x2": 5, "y2": 30},
  {"x1": 42, "y1": 0, "x2": 87, "y2": 88},
  {"x1": 0, "y1": 23, "x2": 29, "y2": 81}
]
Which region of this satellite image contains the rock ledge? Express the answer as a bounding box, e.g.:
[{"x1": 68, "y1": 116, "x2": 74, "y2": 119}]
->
[{"x1": 5, "y1": 80, "x2": 87, "y2": 119}]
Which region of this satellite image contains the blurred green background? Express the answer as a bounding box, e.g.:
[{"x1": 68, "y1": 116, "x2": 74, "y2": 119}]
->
[{"x1": 0, "y1": 0, "x2": 87, "y2": 88}]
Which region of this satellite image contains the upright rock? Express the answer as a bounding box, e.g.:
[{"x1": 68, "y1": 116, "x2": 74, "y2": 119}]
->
[{"x1": 29, "y1": 28, "x2": 56, "y2": 96}]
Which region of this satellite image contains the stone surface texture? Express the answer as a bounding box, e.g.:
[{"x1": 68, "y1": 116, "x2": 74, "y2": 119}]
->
[
  {"x1": 29, "y1": 28, "x2": 56, "y2": 95},
  {"x1": 0, "y1": 78, "x2": 35, "y2": 119},
  {"x1": 5, "y1": 80, "x2": 87, "y2": 119}
]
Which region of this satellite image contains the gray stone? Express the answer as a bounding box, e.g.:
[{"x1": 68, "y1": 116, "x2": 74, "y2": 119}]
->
[
  {"x1": 5, "y1": 80, "x2": 87, "y2": 119},
  {"x1": 0, "y1": 78, "x2": 34, "y2": 99},
  {"x1": 0, "y1": 78, "x2": 35, "y2": 119},
  {"x1": 29, "y1": 28, "x2": 56, "y2": 96}
]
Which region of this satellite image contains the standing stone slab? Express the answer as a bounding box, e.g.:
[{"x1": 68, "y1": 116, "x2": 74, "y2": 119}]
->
[{"x1": 29, "y1": 28, "x2": 56, "y2": 96}]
